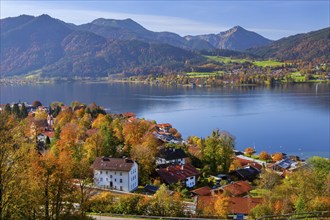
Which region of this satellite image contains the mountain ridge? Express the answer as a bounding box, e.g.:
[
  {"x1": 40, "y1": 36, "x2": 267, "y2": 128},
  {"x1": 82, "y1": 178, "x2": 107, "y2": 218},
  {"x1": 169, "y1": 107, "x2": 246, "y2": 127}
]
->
[
  {"x1": 0, "y1": 14, "x2": 328, "y2": 78},
  {"x1": 185, "y1": 26, "x2": 273, "y2": 51}
]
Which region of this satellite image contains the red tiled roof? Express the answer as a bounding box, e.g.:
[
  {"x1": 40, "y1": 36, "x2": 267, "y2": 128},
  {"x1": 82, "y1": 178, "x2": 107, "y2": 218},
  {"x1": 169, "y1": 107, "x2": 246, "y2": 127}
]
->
[
  {"x1": 191, "y1": 186, "x2": 212, "y2": 196},
  {"x1": 43, "y1": 131, "x2": 55, "y2": 138},
  {"x1": 197, "y1": 196, "x2": 263, "y2": 215},
  {"x1": 122, "y1": 112, "x2": 136, "y2": 118},
  {"x1": 236, "y1": 157, "x2": 262, "y2": 170},
  {"x1": 157, "y1": 123, "x2": 172, "y2": 128},
  {"x1": 228, "y1": 197, "x2": 263, "y2": 214},
  {"x1": 92, "y1": 157, "x2": 135, "y2": 172},
  {"x1": 61, "y1": 106, "x2": 70, "y2": 111},
  {"x1": 222, "y1": 181, "x2": 253, "y2": 197},
  {"x1": 156, "y1": 163, "x2": 200, "y2": 185}
]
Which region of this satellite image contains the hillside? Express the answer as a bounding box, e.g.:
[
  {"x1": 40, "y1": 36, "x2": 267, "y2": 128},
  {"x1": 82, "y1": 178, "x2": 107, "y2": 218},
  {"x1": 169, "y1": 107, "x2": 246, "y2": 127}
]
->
[
  {"x1": 0, "y1": 14, "x2": 73, "y2": 76},
  {"x1": 0, "y1": 15, "x2": 205, "y2": 77},
  {"x1": 185, "y1": 26, "x2": 272, "y2": 51},
  {"x1": 247, "y1": 27, "x2": 330, "y2": 62},
  {"x1": 1, "y1": 14, "x2": 328, "y2": 78}
]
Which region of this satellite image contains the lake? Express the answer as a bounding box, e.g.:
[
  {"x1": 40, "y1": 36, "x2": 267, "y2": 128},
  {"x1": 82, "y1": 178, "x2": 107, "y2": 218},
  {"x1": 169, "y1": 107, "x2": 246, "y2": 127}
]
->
[{"x1": 1, "y1": 82, "x2": 329, "y2": 158}]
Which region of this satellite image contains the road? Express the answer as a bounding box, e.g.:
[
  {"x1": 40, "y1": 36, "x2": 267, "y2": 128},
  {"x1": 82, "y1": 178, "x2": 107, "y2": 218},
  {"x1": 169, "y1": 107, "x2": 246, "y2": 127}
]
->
[{"x1": 89, "y1": 215, "x2": 145, "y2": 220}]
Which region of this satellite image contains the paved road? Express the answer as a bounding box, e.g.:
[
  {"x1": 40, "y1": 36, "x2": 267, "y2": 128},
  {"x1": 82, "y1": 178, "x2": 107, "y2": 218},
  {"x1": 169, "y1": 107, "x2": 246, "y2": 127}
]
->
[{"x1": 89, "y1": 215, "x2": 145, "y2": 220}]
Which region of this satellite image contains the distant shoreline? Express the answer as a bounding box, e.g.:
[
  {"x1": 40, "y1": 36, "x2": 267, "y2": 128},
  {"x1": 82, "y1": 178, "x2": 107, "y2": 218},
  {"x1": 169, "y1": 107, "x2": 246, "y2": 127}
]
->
[{"x1": 1, "y1": 77, "x2": 329, "y2": 87}]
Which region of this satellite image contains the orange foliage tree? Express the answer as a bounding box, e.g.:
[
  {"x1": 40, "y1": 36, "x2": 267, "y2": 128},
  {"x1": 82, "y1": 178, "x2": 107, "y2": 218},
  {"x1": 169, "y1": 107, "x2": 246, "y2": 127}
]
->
[
  {"x1": 259, "y1": 151, "x2": 271, "y2": 161},
  {"x1": 244, "y1": 147, "x2": 255, "y2": 157}
]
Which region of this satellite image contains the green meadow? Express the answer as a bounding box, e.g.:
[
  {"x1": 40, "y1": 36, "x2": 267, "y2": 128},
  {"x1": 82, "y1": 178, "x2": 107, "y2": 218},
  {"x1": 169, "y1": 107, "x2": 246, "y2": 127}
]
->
[
  {"x1": 205, "y1": 55, "x2": 286, "y2": 67},
  {"x1": 253, "y1": 60, "x2": 285, "y2": 67},
  {"x1": 186, "y1": 71, "x2": 224, "y2": 78}
]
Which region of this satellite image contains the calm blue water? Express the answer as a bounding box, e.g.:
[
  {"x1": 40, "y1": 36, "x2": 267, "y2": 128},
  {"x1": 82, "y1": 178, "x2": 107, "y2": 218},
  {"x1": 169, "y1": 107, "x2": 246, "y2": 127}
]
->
[{"x1": 1, "y1": 82, "x2": 329, "y2": 158}]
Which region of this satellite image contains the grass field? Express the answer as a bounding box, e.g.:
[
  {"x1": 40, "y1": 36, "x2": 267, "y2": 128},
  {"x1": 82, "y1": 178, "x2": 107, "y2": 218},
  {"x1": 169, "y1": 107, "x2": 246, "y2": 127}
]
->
[
  {"x1": 253, "y1": 60, "x2": 285, "y2": 67},
  {"x1": 205, "y1": 56, "x2": 250, "y2": 64},
  {"x1": 186, "y1": 71, "x2": 224, "y2": 78},
  {"x1": 206, "y1": 55, "x2": 285, "y2": 68}
]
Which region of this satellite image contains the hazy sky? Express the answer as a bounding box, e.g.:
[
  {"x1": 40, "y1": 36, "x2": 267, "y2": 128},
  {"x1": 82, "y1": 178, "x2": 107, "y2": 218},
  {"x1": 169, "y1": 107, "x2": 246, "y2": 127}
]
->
[{"x1": 1, "y1": 0, "x2": 329, "y2": 40}]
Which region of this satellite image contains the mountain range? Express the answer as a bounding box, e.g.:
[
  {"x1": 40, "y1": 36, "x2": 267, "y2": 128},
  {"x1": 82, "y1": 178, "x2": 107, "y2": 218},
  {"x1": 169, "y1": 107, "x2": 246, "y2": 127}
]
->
[{"x1": 1, "y1": 14, "x2": 328, "y2": 78}]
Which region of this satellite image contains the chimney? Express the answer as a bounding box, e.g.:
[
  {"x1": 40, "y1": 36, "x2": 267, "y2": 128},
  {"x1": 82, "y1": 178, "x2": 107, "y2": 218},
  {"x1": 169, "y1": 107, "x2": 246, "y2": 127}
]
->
[{"x1": 181, "y1": 165, "x2": 184, "y2": 171}]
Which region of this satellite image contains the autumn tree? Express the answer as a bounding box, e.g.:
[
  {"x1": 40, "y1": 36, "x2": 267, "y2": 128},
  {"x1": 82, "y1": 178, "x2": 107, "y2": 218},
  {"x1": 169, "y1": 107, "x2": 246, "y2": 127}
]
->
[
  {"x1": 259, "y1": 151, "x2": 271, "y2": 161},
  {"x1": 84, "y1": 132, "x2": 104, "y2": 162},
  {"x1": 33, "y1": 151, "x2": 75, "y2": 220},
  {"x1": 257, "y1": 169, "x2": 281, "y2": 190},
  {"x1": 204, "y1": 129, "x2": 235, "y2": 174},
  {"x1": 244, "y1": 147, "x2": 255, "y2": 157},
  {"x1": 130, "y1": 133, "x2": 161, "y2": 184},
  {"x1": 214, "y1": 194, "x2": 230, "y2": 219},
  {"x1": 0, "y1": 114, "x2": 36, "y2": 220},
  {"x1": 272, "y1": 153, "x2": 283, "y2": 162},
  {"x1": 72, "y1": 157, "x2": 93, "y2": 217},
  {"x1": 149, "y1": 184, "x2": 185, "y2": 217}
]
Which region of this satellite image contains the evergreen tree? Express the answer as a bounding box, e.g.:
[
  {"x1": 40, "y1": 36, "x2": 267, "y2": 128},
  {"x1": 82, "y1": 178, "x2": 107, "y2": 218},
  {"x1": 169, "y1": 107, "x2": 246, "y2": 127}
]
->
[
  {"x1": 20, "y1": 103, "x2": 28, "y2": 119},
  {"x1": 12, "y1": 103, "x2": 20, "y2": 118},
  {"x1": 4, "y1": 104, "x2": 11, "y2": 115}
]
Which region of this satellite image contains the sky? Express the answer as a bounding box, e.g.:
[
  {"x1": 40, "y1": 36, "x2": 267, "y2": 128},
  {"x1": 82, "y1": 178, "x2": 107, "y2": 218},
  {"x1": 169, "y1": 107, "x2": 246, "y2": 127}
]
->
[{"x1": 1, "y1": 0, "x2": 329, "y2": 40}]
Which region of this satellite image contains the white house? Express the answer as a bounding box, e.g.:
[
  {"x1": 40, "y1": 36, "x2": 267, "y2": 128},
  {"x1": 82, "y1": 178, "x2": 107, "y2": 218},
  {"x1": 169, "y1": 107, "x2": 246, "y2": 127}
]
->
[
  {"x1": 156, "y1": 148, "x2": 187, "y2": 165},
  {"x1": 92, "y1": 157, "x2": 138, "y2": 192}
]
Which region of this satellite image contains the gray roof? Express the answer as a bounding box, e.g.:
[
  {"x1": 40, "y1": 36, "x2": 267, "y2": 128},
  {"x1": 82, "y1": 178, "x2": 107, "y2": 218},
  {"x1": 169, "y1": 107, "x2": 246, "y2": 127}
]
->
[
  {"x1": 157, "y1": 148, "x2": 187, "y2": 160},
  {"x1": 92, "y1": 157, "x2": 135, "y2": 172}
]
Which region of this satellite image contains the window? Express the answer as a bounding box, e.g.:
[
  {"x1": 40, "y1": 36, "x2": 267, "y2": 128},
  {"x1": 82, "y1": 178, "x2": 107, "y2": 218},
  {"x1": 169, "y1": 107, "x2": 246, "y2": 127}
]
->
[
  {"x1": 115, "y1": 172, "x2": 116, "y2": 175},
  {"x1": 106, "y1": 178, "x2": 108, "y2": 181},
  {"x1": 110, "y1": 175, "x2": 112, "y2": 178},
  {"x1": 120, "y1": 179, "x2": 122, "y2": 183},
  {"x1": 120, "y1": 186, "x2": 123, "y2": 191},
  {"x1": 100, "y1": 171, "x2": 103, "y2": 174},
  {"x1": 106, "y1": 171, "x2": 108, "y2": 174},
  {"x1": 115, "y1": 179, "x2": 116, "y2": 182},
  {"x1": 190, "y1": 177, "x2": 194, "y2": 180},
  {"x1": 100, "y1": 178, "x2": 103, "y2": 181},
  {"x1": 120, "y1": 172, "x2": 122, "y2": 176}
]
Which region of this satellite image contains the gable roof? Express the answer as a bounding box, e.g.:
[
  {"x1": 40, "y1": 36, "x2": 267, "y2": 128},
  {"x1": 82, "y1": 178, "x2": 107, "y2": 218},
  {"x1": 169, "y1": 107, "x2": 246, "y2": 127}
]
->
[
  {"x1": 191, "y1": 186, "x2": 212, "y2": 196},
  {"x1": 235, "y1": 157, "x2": 263, "y2": 170},
  {"x1": 222, "y1": 181, "x2": 253, "y2": 197},
  {"x1": 92, "y1": 157, "x2": 135, "y2": 172},
  {"x1": 43, "y1": 131, "x2": 55, "y2": 139},
  {"x1": 230, "y1": 166, "x2": 260, "y2": 182},
  {"x1": 228, "y1": 197, "x2": 263, "y2": 214},
  {"x1": 273, "y1": 158, "x2": 295, "y2": 169},
  {"x1": 157, "y1": 148, "x2": 188, "y2": 160},
  {"x1": 156, "y1": 163, "x2": 200, "y2": 185}
]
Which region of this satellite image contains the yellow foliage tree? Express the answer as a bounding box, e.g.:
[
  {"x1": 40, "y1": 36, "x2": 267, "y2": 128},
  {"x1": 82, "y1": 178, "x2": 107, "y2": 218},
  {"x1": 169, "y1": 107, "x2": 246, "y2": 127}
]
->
[{"x1": 214, "y1": 194, "x2": 230, "y2": 219}]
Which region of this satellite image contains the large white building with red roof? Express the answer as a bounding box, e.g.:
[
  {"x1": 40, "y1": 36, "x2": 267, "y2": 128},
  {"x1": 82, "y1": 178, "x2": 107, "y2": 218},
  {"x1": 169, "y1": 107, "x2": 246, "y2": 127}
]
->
[{"x1": 92, "y1": 157, "x2": 138, "y2": 192}]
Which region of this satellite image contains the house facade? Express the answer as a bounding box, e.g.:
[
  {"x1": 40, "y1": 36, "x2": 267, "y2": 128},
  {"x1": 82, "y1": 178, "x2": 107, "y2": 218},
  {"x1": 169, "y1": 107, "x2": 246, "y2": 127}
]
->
[
  {"x1": 156, "y1": 148, "x2": 187, "y2": 165},
  {"x1": 92, "y1": 157, "x2": 138, "y2": 192}
]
